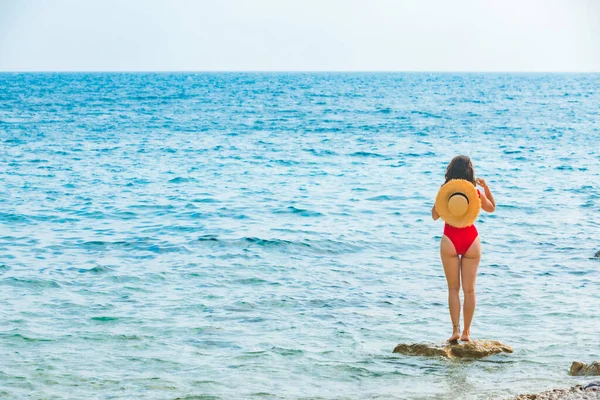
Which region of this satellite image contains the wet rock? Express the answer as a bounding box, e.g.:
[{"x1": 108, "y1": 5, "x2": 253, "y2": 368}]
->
[
  {"x1": 392, "y1": 343, "x2": 449, "y2": 358},
  {"x1": 594, "y1": 250, "x2": 600, "y2": 258},
  {"x1": 393, "y1": 340, "x2": 513, "y2": 359},
  {"x1": 570, "y1": 361, "x2": 600, "y2": 376}
]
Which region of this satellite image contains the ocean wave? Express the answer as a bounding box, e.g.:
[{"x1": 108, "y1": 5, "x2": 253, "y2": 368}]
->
[
  {"x1": 366, "y1": 195, "x2": 407, "y2": 201},
  {"x1": 51, "y1": 238, "x2": 193, "y2": 254},
  {"x1": 273, "y1": 206, "x2": 323, "y2": 217},
  {"x1": 0, "y1": 277, "x2": 61, "y2": 288},
  {"x1": 194, "y1": 236, "x2": 363, "y2": 254},
  {"x1": 349, "y1": 151, "x2": 386, "y2": 158}
]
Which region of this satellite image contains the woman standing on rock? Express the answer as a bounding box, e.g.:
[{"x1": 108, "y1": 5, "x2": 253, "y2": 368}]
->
[{"x1": 431, "y1": 156, "x2": 496, "y2": 342}]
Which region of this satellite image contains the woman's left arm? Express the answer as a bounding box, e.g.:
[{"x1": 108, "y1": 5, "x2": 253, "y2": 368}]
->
[
  {"x1": 432, "y1": 204, "x2": 440, "y2": 220},
  {"x1": 476, "y1": 178, "x2": 496, "y2": 212}
]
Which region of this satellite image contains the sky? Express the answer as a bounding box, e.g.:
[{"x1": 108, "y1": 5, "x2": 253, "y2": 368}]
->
[{"x1": 0, "y1": 0, "x2": 599, "y2": 72}]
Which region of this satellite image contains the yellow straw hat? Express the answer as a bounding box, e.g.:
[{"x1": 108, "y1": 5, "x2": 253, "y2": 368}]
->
[{"x1": 435, "y1": 179, "x2": 481, "y2": 228}]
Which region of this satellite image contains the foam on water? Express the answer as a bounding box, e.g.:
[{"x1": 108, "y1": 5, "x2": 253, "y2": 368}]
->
[{"x1": 0, "y1": 73, "x2": 599, "y2": 399}]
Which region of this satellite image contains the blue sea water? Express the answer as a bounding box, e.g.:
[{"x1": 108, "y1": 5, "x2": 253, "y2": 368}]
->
[{"x1": 0, "y1": 72, "x2": 599, "y2": 399}]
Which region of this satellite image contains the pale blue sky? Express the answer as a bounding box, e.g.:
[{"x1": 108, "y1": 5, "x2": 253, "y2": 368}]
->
[{"x1": 1, "y1": 0, "x2": 599, "y2": 71}]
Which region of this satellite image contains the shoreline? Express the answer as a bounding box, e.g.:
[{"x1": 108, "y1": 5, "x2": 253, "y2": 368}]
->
[{"x1": 515, "y1": 383, "x2": 600, "y2": 399}]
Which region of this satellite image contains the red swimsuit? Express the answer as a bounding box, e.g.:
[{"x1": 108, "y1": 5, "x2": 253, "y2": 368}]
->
[{"x1": 443, "y1": 190, "x2": 480, "y2": 256}]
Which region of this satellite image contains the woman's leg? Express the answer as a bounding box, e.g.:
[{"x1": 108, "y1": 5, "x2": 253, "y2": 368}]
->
[
  {"x1": 440, "y1": 235, "x2": 461, "y2": 342},
  {"x1": 460, "y1": 237, "x2": 481, "y2": 342}
]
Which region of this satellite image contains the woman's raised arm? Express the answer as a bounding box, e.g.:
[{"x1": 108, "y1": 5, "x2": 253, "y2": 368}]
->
[{"x1": 476, "y1": 178, "x2": 495, "y2": 212}]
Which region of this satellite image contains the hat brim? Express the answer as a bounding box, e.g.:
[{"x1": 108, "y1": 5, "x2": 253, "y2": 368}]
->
[{"x1": 435, "y1": 179, "x2": 481, "y2": 228}]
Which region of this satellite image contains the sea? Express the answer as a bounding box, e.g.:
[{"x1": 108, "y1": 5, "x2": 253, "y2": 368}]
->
[{"x1": 0, "y1": 72, "x2": 599, "y2": 399}]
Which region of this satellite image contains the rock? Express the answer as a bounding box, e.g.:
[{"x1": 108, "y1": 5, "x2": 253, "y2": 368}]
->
[
  {"x1": 570, "y1": 361, "x2": 600, "y2": 376},
  {"x1": 594, "y1": 250, "x2": 600, "y2": 258},
  {"x1": 392, "y1": 343, "x2": 449, "y2": 358},
  {"x1": 449, "y1": 340, "x2": 513, "y2": 358},
  {"x1": 586, "y1": 383, "x2": 600, "y2": 390},
  {"x1": 393, "y1": 340, "x2": 513, "y2": 359},
  {"x1": 515, "y1": 383, "x2": 600, "y2": 399}
]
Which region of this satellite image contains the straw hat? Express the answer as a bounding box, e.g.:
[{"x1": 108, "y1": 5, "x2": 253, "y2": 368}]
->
[{"x1": 435, "y1": 179, "x2": 481, "y2": 228}]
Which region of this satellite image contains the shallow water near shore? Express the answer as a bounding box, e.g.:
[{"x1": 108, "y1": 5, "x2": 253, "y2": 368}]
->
[{"x1": 0, "y1": 72, "x2": 599, "y2": 399}]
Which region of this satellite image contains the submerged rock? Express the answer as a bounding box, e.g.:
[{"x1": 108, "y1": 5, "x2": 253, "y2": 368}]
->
[
  {"x1": 570, "y1": 361, "x2": 600, "y2": 376},
  {"x1": 393, "y1": 340, "x2": 513, "y2": 359}
]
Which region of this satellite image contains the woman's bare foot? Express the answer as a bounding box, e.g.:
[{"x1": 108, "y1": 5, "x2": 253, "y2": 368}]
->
[
  {"x1": 460, "y1": 330, "x2": 471, "y2": 342},
  {"x1": 448, "y1": 325, "x2": 460, "y2": 343}
]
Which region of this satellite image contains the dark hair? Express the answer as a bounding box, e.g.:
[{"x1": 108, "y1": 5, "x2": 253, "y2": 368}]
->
[{"x1": 445, "y1": 155, "x2": 475, "y2": 184}]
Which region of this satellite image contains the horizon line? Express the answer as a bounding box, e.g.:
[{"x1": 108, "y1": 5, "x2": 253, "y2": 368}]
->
[{"x1": 1, "y1": 70, "x2": 600, "y2": 74}]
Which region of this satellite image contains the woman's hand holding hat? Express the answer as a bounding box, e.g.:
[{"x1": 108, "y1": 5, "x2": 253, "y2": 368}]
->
[{"x1": 435, "y1": 179, "x2": 481, "y2": 228}]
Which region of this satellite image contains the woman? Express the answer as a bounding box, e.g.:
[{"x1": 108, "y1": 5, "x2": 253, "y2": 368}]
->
[{"x1": 431, "y1": 156, "x2": 496, "y2": 342}]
